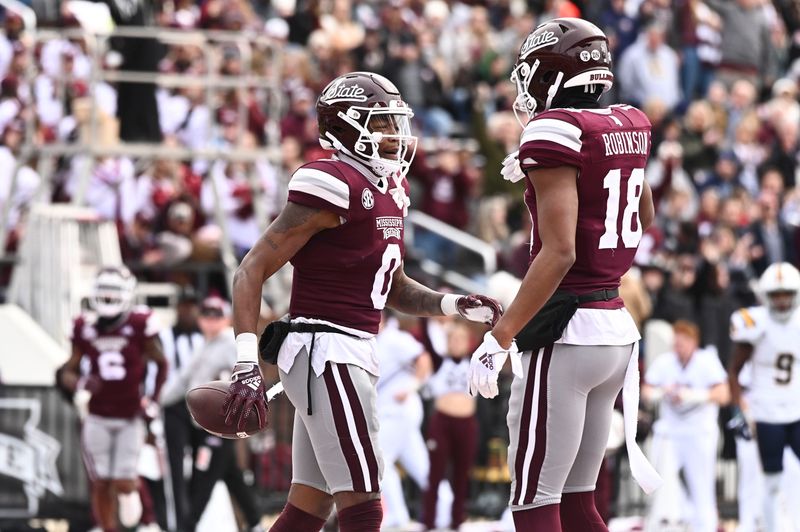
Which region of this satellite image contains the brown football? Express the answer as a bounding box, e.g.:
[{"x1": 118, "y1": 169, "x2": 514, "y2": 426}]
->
[{"x1": 186, "y1": 380, "x2": 266, "y2": 439}]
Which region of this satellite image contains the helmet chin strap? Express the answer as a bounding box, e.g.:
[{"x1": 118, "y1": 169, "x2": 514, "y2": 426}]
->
[{"x1": 544, "y1": 71, "x2": 564, "y2": 111}]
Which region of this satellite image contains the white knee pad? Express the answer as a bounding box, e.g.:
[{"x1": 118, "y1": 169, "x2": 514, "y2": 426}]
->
[{"x1": 118, "y1": 491, "x2": 142, "y2": 527}]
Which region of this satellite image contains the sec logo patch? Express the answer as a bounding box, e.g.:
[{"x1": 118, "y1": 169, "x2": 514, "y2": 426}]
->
[{"x1": 361, "y1": 188, "x2": 374, "y2": 209}]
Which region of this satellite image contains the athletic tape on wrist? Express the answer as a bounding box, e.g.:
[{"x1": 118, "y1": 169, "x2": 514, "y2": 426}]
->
[
  {"x1": 440, "y1": 294, "x2": 461, "y2": 316},
  {"x1": 235, "y1": 333, "x2": 258, "y2": 363}
]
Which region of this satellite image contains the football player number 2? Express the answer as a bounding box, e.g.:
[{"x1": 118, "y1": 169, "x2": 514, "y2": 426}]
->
[
  {"x1": 371, "y1": 244, "x2": 401, "y2": 309},
  {"x1": 599, "y1": 168, "x2": 645, "y2": 249},
  {"x1": 98, "y1": 351, "x2": 126, "y2": 381}
]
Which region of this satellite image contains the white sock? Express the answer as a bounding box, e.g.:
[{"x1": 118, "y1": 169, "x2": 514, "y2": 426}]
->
[
  {"x1": 763, "y1": 473, "x2": 782, "y2": 532},
  {"x1": 118, "y1": 491, "x2": 143, "y2": 527}
]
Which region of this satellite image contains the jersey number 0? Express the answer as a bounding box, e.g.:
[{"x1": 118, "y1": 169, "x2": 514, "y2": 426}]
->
[{"x1": 371, "y1": 243, "x2": 402, "y2": 309}]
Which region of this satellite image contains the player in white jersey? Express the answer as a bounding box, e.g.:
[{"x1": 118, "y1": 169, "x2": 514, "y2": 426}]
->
[
  {"x1": 731, "y1": 363, "x2": 800, "y2": 532},
  {"x1": 642, "y1": 320, "x2": 729, "y2": 532},
  {"x1": 729, "y1": 262, "x2": 800, "y2": 532}
]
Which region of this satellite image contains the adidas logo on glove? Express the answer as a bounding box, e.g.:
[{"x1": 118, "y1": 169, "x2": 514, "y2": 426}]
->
[
  {"x1": 479, "y1": 353, "x2": 494, "y2": 371},
  {"x1": 243, "y1": 375, "x2": 262, "y2": 390}
]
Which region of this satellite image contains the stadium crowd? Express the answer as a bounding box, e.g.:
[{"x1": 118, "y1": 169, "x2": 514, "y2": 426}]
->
[{"x1": 2, "y1": 0, "x2": 800, "y2": 529}]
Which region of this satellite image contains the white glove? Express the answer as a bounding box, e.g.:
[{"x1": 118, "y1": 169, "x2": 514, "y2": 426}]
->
[
  {"x1": 501, "y1": 151, "x2": 525, "y2": 183},
  {"x1": 468, "y1": 331, "x2": 523, "y2": 399}
]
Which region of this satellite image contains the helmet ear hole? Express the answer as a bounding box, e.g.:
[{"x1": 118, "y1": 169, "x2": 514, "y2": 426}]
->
[{"x1": 541, "y1": 71, "x2": 555, "y2": 84}]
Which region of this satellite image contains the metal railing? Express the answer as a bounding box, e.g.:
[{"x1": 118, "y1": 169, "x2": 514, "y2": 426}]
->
[
  {"x1": 8, "y1": 204, "x2": 122, "y2": 348},
  {"x1": 405, "y1": 209, "x2": 498, "y2": 293}
]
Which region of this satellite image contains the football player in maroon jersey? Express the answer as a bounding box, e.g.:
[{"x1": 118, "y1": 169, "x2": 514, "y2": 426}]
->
[
  {"x1": 222, "y1": 71, "x2": 503, "y2": 532},
  {"x1": 58, "y1": 266, "x2": 167, "y2": 532},
  {"x1": 466, "y1": 18, "x2": 662, "y2": 531}
]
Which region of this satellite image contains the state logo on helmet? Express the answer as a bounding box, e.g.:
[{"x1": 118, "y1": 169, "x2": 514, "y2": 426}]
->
[
  {"x1": 511, "y1": 17, "x2": 613, "y2": 124},
  {"x1": 317, "y1": 71, "x2": 417, "y2": 179},
  {"x1": 91, "y1": 265, "x2": 137, "y2": 318},
  {"x1": 758, "y1": 262, "x2": 800, "y2": 322}
]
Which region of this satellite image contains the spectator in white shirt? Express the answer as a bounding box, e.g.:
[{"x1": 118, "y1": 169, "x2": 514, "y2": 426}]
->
[{"x1": 643, "y1": 320, "x2": 730, "y2": 532}]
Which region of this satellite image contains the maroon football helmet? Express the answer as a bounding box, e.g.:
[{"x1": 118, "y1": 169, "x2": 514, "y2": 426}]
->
[
  {"x1": 317, "y1": 71, "x2": 417, "y2": 179},
  {"x1": 511, "y1": 18, "x2": 613, "y2": 123}
]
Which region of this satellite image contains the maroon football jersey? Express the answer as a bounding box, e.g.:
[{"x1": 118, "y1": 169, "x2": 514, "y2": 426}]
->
[
  {"x1": 519, "y1": 105, "x2": 651, "y2": 304},
  {"x1": 71, "y1": 307, "x2": 158, "y2": 418},
  {"x1": 286, "y1": 158, "x2": 409, "y2": 334}
]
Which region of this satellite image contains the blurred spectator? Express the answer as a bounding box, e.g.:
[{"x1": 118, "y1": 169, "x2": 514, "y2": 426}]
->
[
  {"x1": 747, "y1": 190, "x2": 797, "y2": 275},
  {"x1": 476, "y1": 196, "x2": 510, "y2": 259},
  {"x1": 698, "y1": 151, "x2": 742, "y2": 198},
  {"x1": 157, "y1": 288, "x2": 203, "y2": 531},
  {"x1": 133, "y1": 147, "x2": 184, "y2": 224},
  {"x1": 201, "y1": 134, "x2": 278, "y2": 257},
  {"x1": 0, "y1": 11, "x2": 24, "y2": 79},
  {"x1": 279, "y1": 86, "x2": 317, "y2": 149},
  {"x1": 66, "y1": 156, "x2": 137, "y2": 223},
  {"x1": 651, "y1": 253, "x2": 699, "y2": 323},
  {"x1": 0, "y1": 75, "x2": 22, "y2": 133},
  {"x1": 643, "y1": 320, "x2": 729, "y2": 532},
  {"x1": 216, "y1": 89, "x2": 268, "y2": 146},
  {"x1": 617, "y1": 21, "x2": 681, "y2": 112},
  {"x1": 708, "y1": 0, "x2": 776, "y2": 90},
  {"x1": 384, "y1": 33, "x2": 450, "y2": 136},
  {"x1": 159, "y1": 86, "x2": 212, "y2": 152},
  {"x1": 105, "y1": 0, "x2": 162, "y2": 143},
  {"x1": 375, "y1": 311, "x2": 435, "y2": 529},
  {"x1": 422, "y1": 320, "x2": 477, "y2": 532},
  {"x1": 600, "y1": 0, "x2": 639, "y2": 60},
  {"x1": 151, "y1": 201, "x2": 197, "y2": 266},
  {"x1": 680, "y1": 100, "x2": 721, "y2": 181},
  {"x1": 319, "y1": 0, "x2": 365, "y2": 53},
  {"x1": 158, "y1": 296, "x2": 263, "y2": 532},
  {"x1": 760, "y1": 115, "x2": 800, "y2": 189},
  {"x1": 677, "y1": 0, "x2": 722, "y2": 107},
  {"x1": 0, "y1": 120, "x2": 40, "y2": 230}
]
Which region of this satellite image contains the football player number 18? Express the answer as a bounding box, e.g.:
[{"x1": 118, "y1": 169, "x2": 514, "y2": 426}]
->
[
  {"x1": 599, "y1": 167, "x2": 645, "y2": 250},
  {"x1": 371, "y1": 243, "x2": 402, "y2": 310}
]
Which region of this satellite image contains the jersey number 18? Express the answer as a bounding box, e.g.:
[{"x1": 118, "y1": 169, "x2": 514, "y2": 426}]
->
[{"x1": 599, "y1": 167, "x2": 645, "y2": 250}]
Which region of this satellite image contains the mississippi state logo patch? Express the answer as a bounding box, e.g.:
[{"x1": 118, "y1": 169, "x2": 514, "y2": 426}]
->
[{"x1": 361, "y1": 188, "x2": 374, "y2": 210}]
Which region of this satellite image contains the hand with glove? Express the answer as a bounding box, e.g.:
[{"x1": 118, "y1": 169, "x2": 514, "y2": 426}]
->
[
  {"x1": 501, "y1": 151, "x2": 526, "y2": 183},
  {"x1": 441, "y1": 293, "x2": 503, "y2": 326},
  {"x1": 221, "y1": 362, "x2": 269, "y2": 432},
  {"x1": 727, "y1": 405, "x2": 753, "y2": 440},
  {"x1": 468, "y1": 331, "x2": 523, "y2": 398}
]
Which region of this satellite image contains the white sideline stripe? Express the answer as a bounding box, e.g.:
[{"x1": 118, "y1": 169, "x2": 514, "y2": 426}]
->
[
  {"x1": 516, "y1": 347, "x2": 544, "y2": 505},
  {"x1": 289, "y1": 168, "x2": 350, "y2": 208},
  {"x1": 331, "y1": 364, "x2": 372, "y2": 492},
  {"x1": 288, "y1": 182, "x2": 349, "y2": 209}
]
